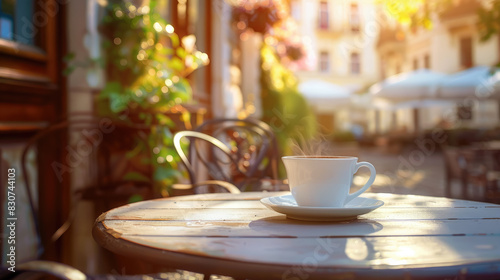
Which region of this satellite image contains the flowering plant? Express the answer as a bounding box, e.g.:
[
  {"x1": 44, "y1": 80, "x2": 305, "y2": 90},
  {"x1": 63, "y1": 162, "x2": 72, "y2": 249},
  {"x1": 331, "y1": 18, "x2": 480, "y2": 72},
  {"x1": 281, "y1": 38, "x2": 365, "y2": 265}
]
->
[
  {"x1": 231, "y1": 1, "x2": 314, "y2": 71},
  {"x1": 266, "y1": 18, "x2": 315, "y2": 71},
  {"x1": 231, "y1": 0, "x2": 287, "y2": 34}
]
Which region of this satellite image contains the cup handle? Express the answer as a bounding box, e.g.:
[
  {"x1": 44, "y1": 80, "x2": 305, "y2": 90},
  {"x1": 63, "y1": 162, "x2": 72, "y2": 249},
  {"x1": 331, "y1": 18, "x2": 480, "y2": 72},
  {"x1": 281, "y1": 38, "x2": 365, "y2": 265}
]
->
[{"x1": 345, "y1": 162, "x2": 376, "y2": 205}]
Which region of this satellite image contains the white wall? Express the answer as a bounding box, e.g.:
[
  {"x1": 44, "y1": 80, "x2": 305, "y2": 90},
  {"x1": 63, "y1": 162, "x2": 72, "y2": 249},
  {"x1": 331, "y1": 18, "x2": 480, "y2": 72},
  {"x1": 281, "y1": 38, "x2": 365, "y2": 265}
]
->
[
  {"x1": 211, "y1": 0, "x2": 233, "y2": 118},
  {"x1": 431, "y1": 24, "x2": 458, "y2": 73},
  {"x1": 241, "y1": 34, "x2": 263, "y2": 118},
  {"x1": 475, "y1": 34, "x2": 500, "y2": 67}
]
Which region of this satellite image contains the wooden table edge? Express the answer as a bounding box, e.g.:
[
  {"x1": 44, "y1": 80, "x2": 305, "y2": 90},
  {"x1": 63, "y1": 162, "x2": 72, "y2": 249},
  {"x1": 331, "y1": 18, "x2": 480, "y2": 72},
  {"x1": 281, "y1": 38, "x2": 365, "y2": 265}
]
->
[{"x1": 92, "y1": 219, "x2": 500, "y2": 280}]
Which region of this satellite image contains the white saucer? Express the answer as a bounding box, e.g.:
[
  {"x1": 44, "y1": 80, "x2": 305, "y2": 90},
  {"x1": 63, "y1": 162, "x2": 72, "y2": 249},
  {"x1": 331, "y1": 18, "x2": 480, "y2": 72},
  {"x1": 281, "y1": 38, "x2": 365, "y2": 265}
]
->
[{"x1": 260, "y1": 194, "x2": 384, "y2": 222}]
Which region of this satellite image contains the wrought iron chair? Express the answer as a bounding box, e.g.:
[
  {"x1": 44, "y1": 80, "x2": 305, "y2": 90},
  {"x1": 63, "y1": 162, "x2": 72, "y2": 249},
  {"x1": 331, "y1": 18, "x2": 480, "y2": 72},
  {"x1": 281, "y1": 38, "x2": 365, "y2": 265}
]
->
[
  {"x1": 193, "y1": 118, "x2": 280, "y2": 189},
  {"x1": 16, "y1": 115, "x2": 236, "y2": 278},
  {"x1": 173, "y1": 118, "x2": 281, "y2": 193},
  {"x1": 442, "y1": 145, "x2": 500, "y2": 202},
  {"x1": 173, "y1": 131, "x2": 241, "y2": 194},
  {"x1": 21, "y1": 114, "x2": 155, "y2": 259},
  {"x1": 442, "y1": 146, "x2": 469, "y2": 198}
]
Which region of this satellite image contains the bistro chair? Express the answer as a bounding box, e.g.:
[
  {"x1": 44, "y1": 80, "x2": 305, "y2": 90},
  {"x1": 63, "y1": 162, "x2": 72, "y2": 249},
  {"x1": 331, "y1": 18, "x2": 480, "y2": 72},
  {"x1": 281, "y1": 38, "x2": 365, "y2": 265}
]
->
[
  {"x1": 442, "y1": 146, "x2": 472, "y2": 198},
  {"x1": 468, "y1": 142, "x2": 500, "y2": 203},
  {"x1": 441, "y1": 145, "x2": 490, "y2": 199},
  {"x1": 172, "y1": 131, "x2": 241, "y2": 194},
  {"x1": 483, "y1": 174, "x2": 500, "y2": 203},
  {"x1": 194, "y1": 118, "x2": 280, "y2": 188},
  {"x1": 442, "y1": 145, "x2": 500, "y2": 202},
  {"x1": 21, "y1": 114, "x2": 155, "y2": 259}
]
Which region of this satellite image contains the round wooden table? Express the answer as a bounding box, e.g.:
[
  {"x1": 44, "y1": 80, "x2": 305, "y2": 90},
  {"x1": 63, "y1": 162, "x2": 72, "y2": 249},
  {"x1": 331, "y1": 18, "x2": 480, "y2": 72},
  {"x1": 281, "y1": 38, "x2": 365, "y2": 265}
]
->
[{"x1": 93, "y1": 192, "x2": 500, "y2": 279}]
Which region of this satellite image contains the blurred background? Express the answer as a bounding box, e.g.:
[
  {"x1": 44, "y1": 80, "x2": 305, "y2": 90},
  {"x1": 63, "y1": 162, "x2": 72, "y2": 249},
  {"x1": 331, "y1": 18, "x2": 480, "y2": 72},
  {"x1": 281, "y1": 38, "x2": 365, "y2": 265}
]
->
[{"x1": 1, "y1": 0, "x2": 500, "y2": 276}]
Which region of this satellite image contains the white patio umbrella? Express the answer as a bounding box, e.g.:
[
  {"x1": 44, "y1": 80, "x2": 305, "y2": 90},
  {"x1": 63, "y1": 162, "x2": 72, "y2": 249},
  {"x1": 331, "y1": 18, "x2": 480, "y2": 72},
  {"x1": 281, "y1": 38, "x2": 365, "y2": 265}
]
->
[
  {"x1": 476, "y1": 68, "x2": 500, "y2": 98},
  {"x1": 370, "y1": 69, "x2": 446, "y2": 101},
  {"x1": 391, "y1": 99, "x2": 456, "y2": 110},
  {"x1": 298, "y1": 80, "x2": 351, "y2": 112},
  {"x1": 438, "y1": 66, "x2": 500, "y2": 99}
]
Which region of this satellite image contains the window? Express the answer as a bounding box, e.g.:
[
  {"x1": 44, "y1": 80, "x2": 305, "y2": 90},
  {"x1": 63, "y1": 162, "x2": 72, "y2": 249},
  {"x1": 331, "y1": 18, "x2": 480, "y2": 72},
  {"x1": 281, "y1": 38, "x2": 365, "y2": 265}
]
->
[
  {"x1": 318, "y1": 1, "x2": 329, "y2": 30},
  {"x1": 0, "y1": 0, "x2": 63, "y2": 106},
  {"x1": 424, "y1": 54, "x2": 430, "y2": 69},
  {"x1": 350, "y1": 52, "x2": 360, "y2": 75},
  {"x1": 0, "y1": 0, "x2": 36, "y2": 46},
  {"x1": 319, "y1": 51, "x2": 329, "y2": 73},
  {"x1": 413, "y1": 58, "x2": 418, "y2": 70},
  {"x1": 350, "y1": 3, "x2": 360, "y2": 32},
  {"x1": 459, "y1": 37, "x2": 473, "y2": 68}
]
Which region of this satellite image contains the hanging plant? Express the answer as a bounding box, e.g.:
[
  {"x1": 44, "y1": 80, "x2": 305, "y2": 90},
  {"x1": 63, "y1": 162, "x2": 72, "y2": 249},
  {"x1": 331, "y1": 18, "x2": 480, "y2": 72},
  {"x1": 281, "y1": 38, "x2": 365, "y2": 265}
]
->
[
  {"x1": 264, "y1": 18, "x2": 316, "y2": 71},
  {"x1": 230, "y1": 1, "x2": 314, "y2": 71},
  {"x1": 231, "y1": 0, "x2": 287, "y2": 34}
]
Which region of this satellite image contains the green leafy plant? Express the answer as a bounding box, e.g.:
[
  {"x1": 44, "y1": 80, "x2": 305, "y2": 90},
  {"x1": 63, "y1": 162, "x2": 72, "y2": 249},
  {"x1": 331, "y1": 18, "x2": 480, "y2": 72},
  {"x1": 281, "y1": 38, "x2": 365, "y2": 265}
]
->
[
  {"x1": 72, "y1": 1, "x2": 209, "y2": 196},
  {"x1": 478, "y1": 0, "x2": 500, "y2": 43},
  {"x1": 331, "y1": 131, "x2": 356, "y2": 143},
  {"x1": 98, "y1": 1, "x2": 208, "y2": 116}
]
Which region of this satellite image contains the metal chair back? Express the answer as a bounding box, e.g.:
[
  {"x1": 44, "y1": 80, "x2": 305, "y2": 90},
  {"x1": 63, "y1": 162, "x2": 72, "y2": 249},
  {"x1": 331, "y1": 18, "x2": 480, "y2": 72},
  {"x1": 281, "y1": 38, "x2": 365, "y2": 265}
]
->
[{"x1": 194, "y1": 118, "x2": 279, "y2": 184}]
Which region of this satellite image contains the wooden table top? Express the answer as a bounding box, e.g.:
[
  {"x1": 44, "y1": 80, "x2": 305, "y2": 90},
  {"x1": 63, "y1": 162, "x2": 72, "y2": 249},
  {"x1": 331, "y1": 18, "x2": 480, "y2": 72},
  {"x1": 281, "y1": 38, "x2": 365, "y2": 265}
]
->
[{"x1": 93, "y1": 192, "x2": 500, "y2": 279}]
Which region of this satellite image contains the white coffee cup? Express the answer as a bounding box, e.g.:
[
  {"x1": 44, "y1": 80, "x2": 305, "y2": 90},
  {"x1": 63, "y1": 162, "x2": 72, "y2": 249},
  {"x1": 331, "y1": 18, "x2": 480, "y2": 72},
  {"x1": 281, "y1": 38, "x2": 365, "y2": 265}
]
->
[{"x1": 282, "y1": 156, "x2": 376, "y2": 207}]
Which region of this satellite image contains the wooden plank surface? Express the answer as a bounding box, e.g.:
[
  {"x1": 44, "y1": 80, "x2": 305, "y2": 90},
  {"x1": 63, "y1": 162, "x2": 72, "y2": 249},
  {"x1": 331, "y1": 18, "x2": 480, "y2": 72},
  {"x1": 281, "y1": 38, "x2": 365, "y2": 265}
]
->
[
  {"x1": 120, "y1": 235, "x2": 500, "y2": 268},
  {"x1": 116, "y1": 192, "x2": 496, "y2": 206},
  {"x1": 102, "y1": 219, "x2": 500, "y2": 237},
  {"x1": 94, "y1": 192, "x2": 500, "y2": 279},
  {"x1": 104, "y1": 206, "x2": 500, "y2": 221}
]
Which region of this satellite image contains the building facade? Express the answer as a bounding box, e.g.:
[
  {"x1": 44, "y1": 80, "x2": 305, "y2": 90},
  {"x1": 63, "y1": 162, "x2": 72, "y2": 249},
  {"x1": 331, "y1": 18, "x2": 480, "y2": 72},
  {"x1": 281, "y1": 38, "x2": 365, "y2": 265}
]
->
[
  {"x1": 378, "y1": 0, "x2": 500, "y2": 77},
  {"x1": 290, "y1": 0, "x2": 381, "y2": 133},
  {"x1": 292, "y1": 0, "x2": 380, "y2": 90},
  {"x1": 373, "y1": 0, "x2": 500, "y2": 135}
]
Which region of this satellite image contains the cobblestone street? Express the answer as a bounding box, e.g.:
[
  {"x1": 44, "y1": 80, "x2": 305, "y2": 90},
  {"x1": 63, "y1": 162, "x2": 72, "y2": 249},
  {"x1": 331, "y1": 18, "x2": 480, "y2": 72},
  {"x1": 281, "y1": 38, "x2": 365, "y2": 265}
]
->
[{"x1": 353, "y1": 147, "x2": 481, "y2": 201}]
